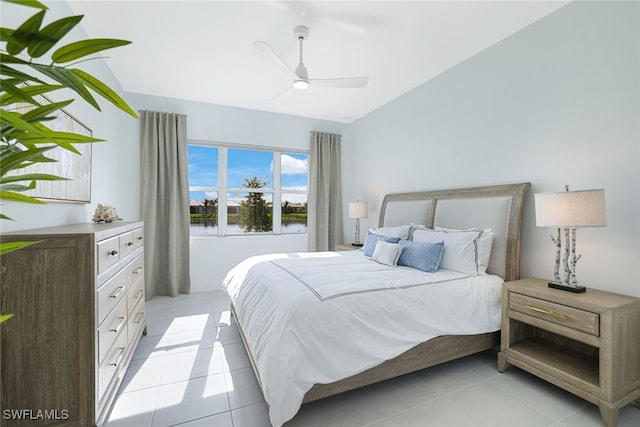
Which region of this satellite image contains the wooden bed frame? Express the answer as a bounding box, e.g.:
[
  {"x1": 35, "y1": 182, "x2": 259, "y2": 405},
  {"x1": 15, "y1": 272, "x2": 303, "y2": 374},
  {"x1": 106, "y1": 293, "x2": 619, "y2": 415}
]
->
[{"x1": 232, "y1": 182, "x2": 531, "y2": 406}]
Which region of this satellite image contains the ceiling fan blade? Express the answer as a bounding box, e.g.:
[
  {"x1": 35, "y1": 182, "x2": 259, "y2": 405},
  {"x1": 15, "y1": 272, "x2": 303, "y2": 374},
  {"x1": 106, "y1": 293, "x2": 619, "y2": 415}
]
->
[
  {"x1": 254, "y1": 41, "x2": 296, "y2": 77},
  {"x1": 309, "y1": 76, "x2": 369, "y2": 88},
  {"x1": 268, "y1": 85, "x2": 294, "y2": 102}
]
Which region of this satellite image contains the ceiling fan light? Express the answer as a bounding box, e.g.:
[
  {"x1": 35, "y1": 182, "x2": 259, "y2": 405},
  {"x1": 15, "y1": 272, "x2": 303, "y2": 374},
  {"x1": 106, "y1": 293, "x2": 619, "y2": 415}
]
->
[{"x1": 293, "y1": 79, "x2": 309, "y2": 90}]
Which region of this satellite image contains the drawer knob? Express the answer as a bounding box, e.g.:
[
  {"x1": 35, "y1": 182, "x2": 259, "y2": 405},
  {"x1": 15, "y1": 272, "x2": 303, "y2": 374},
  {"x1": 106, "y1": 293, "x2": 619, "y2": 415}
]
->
[
  {"x1": 126, "y1": 241, "x2": 134, "y2": 247},
  {"x1": 524, "y1": 305, "x2": 569, "y2": 320},
  {"x1": 137, "y1": 236, "x2": 144, "y2": 241},
  {"x1": 109, "y1": 250, "x2": 118, "y2": 256}
]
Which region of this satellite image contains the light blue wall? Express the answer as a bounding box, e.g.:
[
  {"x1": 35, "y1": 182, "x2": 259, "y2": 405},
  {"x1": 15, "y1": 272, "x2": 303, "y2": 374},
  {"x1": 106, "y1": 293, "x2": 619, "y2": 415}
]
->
[
  {"x1": 343, "y1": 1, "x2": 639, "y2": 296},
  {"x1": 128, "y1": 93, "x2": 345, "y2": 149}
]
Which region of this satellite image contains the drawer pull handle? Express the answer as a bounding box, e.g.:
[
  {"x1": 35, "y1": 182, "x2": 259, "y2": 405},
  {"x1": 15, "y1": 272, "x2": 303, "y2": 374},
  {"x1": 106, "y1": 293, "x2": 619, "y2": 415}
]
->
[
  {"x1": 133, "y1": 267, "x2": 143, "y2": 275},
  {"x1": 137, "y1": 236, "x2": 144, "y2": 241},
  {"x1": 524, "y1": 305, "x2": 569, "y2": 320},
  {"x1": 133, "y1": 290, "x2": 143, "y2": 300},
  {"x1": 109, "y1": 286, "x2": 126, "y2": 299},
  {"x1": 110, "y1": 347, "x2": 126, "y2": 367},
  {"x1": 126, "y1": 241, "x2": 134, "y2": 247},
  {"x1": 110, "y1": 317, "x2": 126, "y2": 333},
  {"x1": 133, "y1": 312, "x2": 144, "y2": 324},
  {"x1": 109, "y1": 250, "x2": 118, "y2": 256}
]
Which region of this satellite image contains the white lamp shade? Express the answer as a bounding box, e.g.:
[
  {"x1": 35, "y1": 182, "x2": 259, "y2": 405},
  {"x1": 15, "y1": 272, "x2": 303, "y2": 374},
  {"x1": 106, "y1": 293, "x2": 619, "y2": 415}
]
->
[
  {"x1": 535, "y1": 189, "x2": 606, "y2": 228},
  {"x1": 348, "y1": 202, "x2": 368, "y2": 219}
]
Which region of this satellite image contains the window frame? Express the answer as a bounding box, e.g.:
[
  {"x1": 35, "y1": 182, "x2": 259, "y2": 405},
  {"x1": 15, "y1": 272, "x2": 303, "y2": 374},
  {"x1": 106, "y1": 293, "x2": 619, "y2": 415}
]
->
[{"x1": 188, "y1": 140, "x2": 309, "y2": 237}]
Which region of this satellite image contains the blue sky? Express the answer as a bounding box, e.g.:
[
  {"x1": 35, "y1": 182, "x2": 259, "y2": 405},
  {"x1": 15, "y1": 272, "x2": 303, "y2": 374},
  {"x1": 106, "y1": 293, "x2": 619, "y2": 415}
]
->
[{"x1": 188, "y1": 146, "x2": 308, "y2": 204}]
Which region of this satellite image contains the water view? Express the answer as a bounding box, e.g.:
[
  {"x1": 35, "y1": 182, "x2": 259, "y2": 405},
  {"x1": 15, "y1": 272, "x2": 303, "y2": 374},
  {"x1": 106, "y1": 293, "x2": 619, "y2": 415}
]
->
[{"x1": 190, "y1": 221, "x2": 307, "y2": 235}]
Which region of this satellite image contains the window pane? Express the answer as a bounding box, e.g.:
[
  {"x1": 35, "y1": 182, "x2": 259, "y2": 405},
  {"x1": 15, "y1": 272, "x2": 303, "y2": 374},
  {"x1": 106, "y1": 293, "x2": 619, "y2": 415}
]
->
[
  {"x1": 188, "y1": 145, "x2": 218, "y2": 186},
  {"x1": 281, "y1": 153, "x2": 308, "y2": 191},
  {"x1": 188, "y1": 145, "x2": 218, "y2": 236},
  {"x1": 282, "y1": 194, "x2": 307, "y2": 234},
  {"x1": 228, "y1": 149, "x2": 273, "y2": 189},
  {"x1": 189, "y1": 191, "x2": 218, "y2": 235},
  {"x1": 228, "y1": 192, "x2": 273, "y2": 234}
]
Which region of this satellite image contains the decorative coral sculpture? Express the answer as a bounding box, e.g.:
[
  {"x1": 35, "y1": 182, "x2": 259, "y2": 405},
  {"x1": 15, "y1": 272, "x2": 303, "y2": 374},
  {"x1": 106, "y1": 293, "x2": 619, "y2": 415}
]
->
[{"x1": 92, "y1": 204, "x2": 122, "y2": 223}]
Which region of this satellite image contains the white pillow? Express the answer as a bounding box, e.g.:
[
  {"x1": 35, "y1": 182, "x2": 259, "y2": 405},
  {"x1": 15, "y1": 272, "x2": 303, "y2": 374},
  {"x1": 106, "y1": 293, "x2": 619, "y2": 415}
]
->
[
  {"x1": 368, "y1": 224, "x2": 411, "y2": 240},
  {"x1": 371, "y1": 240, "x2": 403, "y2": 267},
  {"x1": 435, "y1": 227, "x2": 494, "y2": 275},
  {"x1": 408, "y1": 224, "x2": 431, "y2": 240},
  {"x1": 412, "y1": 228, "x2": 484, "y2": 276}
]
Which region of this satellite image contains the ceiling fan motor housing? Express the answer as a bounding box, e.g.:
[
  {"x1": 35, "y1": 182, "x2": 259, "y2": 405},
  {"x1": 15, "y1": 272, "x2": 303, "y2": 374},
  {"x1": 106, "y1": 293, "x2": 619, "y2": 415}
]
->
[
  {"x1": 294, "y1": 26, "x2": 309, "y2": 40},
  {"x1": 294, "y1": 63, "x2": 308, "y2": 79}
]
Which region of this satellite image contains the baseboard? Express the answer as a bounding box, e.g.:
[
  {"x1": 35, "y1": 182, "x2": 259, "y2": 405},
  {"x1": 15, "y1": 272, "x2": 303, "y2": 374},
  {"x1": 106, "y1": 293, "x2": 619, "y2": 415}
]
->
[{"x1": 190, "y1": 281, "x2": 223, "y2": 293}]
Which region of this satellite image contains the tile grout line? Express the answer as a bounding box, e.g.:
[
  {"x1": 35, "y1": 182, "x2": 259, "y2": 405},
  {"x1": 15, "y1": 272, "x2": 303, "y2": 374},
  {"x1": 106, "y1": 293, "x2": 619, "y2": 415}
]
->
[
  {"x1": 360, "y1": 373, "x2": 489, "y2": 427},
  {"x1": 483, "y1": 372, "x2": 586, "y2": 425}
]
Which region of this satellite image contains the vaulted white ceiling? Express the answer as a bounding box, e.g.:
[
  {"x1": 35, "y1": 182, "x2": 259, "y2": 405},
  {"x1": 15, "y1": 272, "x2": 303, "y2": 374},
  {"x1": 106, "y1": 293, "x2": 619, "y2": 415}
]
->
[{"x1": 67, "y1": 0, "x2": 569, "y2": 123}]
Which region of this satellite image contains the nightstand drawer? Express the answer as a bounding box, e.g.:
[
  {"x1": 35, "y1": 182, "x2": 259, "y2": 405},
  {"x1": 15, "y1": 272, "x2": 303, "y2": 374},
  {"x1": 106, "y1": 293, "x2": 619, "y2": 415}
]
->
[{"x1": 510, "y1": 293, "x2": 600, "y2": 336}]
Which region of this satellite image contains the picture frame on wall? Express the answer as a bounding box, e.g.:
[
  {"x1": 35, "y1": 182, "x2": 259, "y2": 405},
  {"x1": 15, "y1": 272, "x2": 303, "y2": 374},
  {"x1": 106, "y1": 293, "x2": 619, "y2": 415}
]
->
[{"x1": 10, "y1": 97, "x2": 93, "y2": 204}]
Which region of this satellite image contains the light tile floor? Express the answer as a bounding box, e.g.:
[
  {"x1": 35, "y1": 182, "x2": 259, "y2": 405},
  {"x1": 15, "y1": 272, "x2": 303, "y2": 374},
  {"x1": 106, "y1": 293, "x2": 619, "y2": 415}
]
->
[{"x1": 105, "y1": 291, "x2": 640, "y2": 427}]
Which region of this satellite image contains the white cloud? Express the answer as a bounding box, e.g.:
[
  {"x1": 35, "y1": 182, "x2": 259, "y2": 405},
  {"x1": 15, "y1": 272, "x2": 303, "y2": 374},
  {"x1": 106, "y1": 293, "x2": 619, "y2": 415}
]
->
[
  {"x1": 282, "y1": 185, "x2": 307, "y2": 192},
  {"x1": 281, "y1": 154, "x2": 308, "y2": 175}
]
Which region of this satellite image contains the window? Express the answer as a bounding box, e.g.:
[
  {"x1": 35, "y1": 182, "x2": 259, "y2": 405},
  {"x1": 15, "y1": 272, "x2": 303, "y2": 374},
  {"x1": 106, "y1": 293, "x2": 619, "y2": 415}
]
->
[
  {"x1": 281, "y1": 153, "x2": 309, "y2": 234},
  {"x1": 188, "y1": 144, "x2": 308, "y2": 236}
]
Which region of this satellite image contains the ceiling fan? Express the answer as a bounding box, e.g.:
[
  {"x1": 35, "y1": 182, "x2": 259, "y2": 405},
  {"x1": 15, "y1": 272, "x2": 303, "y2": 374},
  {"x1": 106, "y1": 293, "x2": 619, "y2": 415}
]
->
[{"x1": 254, "y1": 26, "x2": 369, "y2": 92}]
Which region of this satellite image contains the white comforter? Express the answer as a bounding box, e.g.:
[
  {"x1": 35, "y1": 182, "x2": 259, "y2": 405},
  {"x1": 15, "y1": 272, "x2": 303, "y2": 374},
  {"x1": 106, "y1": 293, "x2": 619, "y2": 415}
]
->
[{"x1": 223, "y1": 250, "x2": 503, "y2": 426}]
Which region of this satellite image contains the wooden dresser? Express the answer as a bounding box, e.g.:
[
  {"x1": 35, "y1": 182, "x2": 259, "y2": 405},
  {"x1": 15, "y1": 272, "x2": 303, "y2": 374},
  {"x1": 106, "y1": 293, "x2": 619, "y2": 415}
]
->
[{"x1": 0, "y1": 221, "x2": 146, "y2": 426}]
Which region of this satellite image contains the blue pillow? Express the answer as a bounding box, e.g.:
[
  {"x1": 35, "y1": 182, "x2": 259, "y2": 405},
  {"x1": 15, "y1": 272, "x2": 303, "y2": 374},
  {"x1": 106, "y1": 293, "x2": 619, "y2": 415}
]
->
[
  {"x1": 397, "y1": 239, "x2": 445, "y2": 272},
  {"x1": 363, "y1": 232, "x2": 401, "y2": 256}
]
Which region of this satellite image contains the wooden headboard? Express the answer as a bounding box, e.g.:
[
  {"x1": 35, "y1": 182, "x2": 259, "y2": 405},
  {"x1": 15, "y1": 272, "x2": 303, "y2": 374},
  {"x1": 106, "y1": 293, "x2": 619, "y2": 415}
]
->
[{"x1": 379, "y1": 182, "x2": 531, "y2": 282}]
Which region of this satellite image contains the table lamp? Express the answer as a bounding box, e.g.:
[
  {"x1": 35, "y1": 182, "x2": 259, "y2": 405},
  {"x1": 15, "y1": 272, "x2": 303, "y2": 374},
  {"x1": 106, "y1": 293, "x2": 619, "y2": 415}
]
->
[
  {"x1": 348, "y1": 201, "x2": 368, "y2": 246},
  {"x1": 534, "y1": 186, "x2": 606, "y2": 293}
]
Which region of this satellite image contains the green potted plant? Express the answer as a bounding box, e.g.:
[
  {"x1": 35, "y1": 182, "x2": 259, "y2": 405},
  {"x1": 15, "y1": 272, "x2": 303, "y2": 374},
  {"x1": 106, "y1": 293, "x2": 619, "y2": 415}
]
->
[{"x1": 1, "y1": 0, "x2": 138, "y2": 323}]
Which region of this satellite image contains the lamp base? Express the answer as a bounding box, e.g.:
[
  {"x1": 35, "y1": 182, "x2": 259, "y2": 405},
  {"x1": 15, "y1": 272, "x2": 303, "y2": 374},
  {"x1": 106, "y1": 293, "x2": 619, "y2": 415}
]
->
[
  {"x1": 548, "y1": 282, "x2": 586, "y2": 293},
  {"x1": 351, "y1": 243, "x2": 363, "y2": 247}
]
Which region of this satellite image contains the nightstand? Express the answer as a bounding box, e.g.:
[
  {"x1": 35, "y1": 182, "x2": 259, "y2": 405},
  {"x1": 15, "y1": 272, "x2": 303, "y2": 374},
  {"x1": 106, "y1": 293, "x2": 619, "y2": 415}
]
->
[
  {"x1": 498, "y1": 278, "x2": 640, "y2": 427},
  {"x1": 335, "y1": 243, "x2": 362, "y2": 251}
]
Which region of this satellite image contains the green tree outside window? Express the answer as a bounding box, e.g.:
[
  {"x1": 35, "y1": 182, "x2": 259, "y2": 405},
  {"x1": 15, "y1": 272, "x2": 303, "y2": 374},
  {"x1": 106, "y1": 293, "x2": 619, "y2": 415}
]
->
[{"x1": 239, "y1": 177, "x2": 272, "y2": 232}]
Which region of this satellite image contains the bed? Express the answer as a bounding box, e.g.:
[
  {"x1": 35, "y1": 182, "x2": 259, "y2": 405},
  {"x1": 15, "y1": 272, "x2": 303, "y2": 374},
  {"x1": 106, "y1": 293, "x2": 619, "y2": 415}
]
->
[{"x1": 223, "y1": 182, "x2": 530, "y2": 426}]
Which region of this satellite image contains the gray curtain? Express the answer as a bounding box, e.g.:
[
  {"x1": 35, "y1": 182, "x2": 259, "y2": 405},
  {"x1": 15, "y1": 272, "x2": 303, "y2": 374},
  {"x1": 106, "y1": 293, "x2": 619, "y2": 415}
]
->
[
  {"x1": 308, "y1": 131, "x2": 343, "y2": 251},
  {"x1": 140, "y1": 110, "x2": 190, "y2": 298}
]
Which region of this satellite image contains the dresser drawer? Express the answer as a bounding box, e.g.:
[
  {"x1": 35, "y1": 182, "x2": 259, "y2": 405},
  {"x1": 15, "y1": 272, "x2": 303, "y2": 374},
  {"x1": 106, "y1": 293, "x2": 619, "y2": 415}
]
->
[
  {"x1": 510, "y1": 293, "x2": 600, "y2": 336},
  {"x1": 98, "y1": 328, "x2": 128, "y2": 402},
  {"x1": 128, "y1": 277, "x2": 145, "y2": 316},
  {"x1": 97, "y1": 254, "x2": 144, "y2": 324},
  {"x1": 97, "y1": 268, "x2": 127, "y2": 325},
  {"x1": 97, "y1": 300, "x2": 128, "y2": 364},
  {"x1": 119, "y1": 231, "x2": 136, "y2": 259},
  {"x1": 133, "y1": 227, "x2": 144, "y2": 250},
  {"x1": 128, "y1": 298, "x2": 146, "y2": 342},
  {"x1": 97, "y1": 235, "x2": 120, "y2": 274}
]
